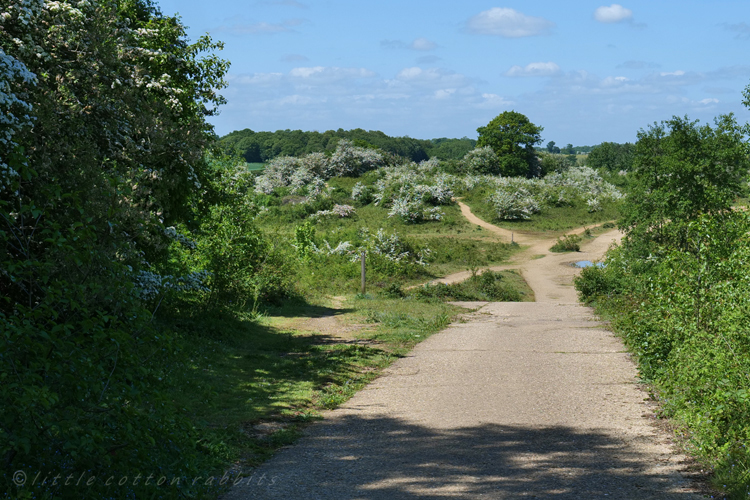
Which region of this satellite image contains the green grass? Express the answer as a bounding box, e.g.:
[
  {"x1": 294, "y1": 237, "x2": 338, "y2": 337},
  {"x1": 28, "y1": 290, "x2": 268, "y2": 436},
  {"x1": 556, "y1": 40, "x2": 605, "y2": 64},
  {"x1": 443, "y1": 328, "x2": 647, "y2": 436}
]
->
[
  {"x1": 160, "y1": 295, "x2": 464, "y2": 476},
  {"x1": 253, "y1": 185, "x2": 523, "y2": 297},
  {"x1": 412, "y1": 270, "x2": 534, "y2": 303},
  {"x1": 246, "y1": 162, "x2": 266, "y2": 171}
]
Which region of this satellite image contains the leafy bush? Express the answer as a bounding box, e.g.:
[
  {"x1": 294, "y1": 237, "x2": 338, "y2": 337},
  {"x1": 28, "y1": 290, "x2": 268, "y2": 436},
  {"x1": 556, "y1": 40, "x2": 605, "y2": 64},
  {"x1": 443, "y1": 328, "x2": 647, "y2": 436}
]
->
[
  {"x1": 550, "y1": 234, "x2": 581, "y2": 252},
  {"x1": 413, "y1": 271, "x2": 524, "y2": 302},
  {"x1": 487, "y1": 189, "x2": 540, "y2": 220},
  {"x1": 461, "y1": 146, "x2": 501, "y2": 175},
  {"x1": 579, "y1": 109, "x2": 750, "y2": 498}
]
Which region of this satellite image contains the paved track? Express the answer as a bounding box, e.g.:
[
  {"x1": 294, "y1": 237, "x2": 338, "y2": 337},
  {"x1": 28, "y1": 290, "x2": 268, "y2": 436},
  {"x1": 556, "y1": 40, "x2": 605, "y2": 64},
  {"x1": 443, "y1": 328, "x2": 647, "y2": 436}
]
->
[{"x1": 226, "y1": 209, "x2": 704, "y2": 500}]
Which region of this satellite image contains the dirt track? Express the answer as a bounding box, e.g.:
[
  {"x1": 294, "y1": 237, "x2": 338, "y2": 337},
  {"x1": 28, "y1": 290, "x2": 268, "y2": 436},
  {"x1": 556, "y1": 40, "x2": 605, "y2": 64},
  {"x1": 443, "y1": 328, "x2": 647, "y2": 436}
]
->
[{"x1": 225, "y1": 206, "x2": 704, "y2": 500}]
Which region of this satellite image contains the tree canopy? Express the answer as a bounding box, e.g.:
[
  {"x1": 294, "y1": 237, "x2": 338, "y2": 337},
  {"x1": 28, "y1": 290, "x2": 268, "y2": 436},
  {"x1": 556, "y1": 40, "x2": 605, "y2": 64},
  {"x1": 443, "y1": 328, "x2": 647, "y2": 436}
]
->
[
  {"x1": 476, "y1": 111, "x2": 543, "y2": 177},
  {"x1": 620, "y1": 114, "x2": 749, "y2": 254},
  {"x1": 586, "y1": 142, "x2": 635, "y2": 172},
  {"x1": 220, "y1": 128, "x2": 476, "y2": 163},
  {"x1": 0, "y1": 1, "x2": 231, "y2": 495}
]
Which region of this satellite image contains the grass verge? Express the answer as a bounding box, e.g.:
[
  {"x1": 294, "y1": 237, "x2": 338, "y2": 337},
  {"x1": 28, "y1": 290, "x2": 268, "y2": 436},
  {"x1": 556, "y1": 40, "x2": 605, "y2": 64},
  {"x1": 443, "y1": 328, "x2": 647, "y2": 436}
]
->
[{"x1": 158, "y1": 294, "x2": 465, "y2": 494}]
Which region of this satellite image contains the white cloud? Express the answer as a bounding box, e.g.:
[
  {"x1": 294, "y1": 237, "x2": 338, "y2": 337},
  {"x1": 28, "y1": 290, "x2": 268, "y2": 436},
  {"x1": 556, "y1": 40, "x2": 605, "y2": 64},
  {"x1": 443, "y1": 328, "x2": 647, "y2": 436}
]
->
[
  {"x1": 434, "y1": 89, "x2": 456, "y2": 99},
  {"x1": 411, "y1": 37, "x2": 437, "y2": 51},
  {"x1": 660, "y1": 70, "x2": 685, "y2": 77},
  {"x1": 381, "y1": 37, "x2": 438, "y2": 51},
  {"x1": 278, "y1": 95, "x2": 324, "y2": 105},
  {"x1": 699, "y1": 98, "x2": 720, "y2": 105},
  {"x1": 228, "y1": 73, "x2": 284, "y2": 86},
  {"x1": 505, "y1": 62, "x2": 561, "y2": 77},
  {"x1": 594, "y1": 4, "x2": 633, "y2": 24},
  {"x1": 393, "y1": 67, "x2": 470, "y2": 88},
  {"x1": 289, "y1": 66, "x2": 376, "y2": 81},
  {"x1": 478, "y1": 93, "x2": 515, "y2": 109},
  {"x1": 216, "y1": 18, "x2": 305, "y2": 34},
  {"x1": 466, "y1": 8, "x2": 554, "y2": 38},
  {"x1": 617, "y1": 60, "x2": 660, "y2": 69}
]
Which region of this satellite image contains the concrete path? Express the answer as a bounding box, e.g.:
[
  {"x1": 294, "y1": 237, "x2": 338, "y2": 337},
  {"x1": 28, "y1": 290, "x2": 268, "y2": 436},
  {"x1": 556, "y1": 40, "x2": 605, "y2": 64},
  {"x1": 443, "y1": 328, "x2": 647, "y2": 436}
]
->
[{"x1": 226, "y1": 211, "x2": 703, "y2": 499}]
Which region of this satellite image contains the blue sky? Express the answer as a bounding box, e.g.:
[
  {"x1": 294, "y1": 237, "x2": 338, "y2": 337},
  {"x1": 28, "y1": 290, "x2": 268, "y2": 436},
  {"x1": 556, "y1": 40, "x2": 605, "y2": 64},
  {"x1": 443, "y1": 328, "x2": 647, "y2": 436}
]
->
[{"x1": 156, "y1": 0, "x2": 750, "y2": 145}]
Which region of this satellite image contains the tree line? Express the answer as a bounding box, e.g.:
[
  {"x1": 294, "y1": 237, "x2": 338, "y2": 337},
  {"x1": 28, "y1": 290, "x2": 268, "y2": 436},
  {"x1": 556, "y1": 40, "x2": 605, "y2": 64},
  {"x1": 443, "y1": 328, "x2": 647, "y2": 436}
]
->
[
  {"x1": 220, "y1": 128, "x2": 477, "y2": 163},
  {"x1": 220, "y1": 127, "x2": 635, "y2": 174}
]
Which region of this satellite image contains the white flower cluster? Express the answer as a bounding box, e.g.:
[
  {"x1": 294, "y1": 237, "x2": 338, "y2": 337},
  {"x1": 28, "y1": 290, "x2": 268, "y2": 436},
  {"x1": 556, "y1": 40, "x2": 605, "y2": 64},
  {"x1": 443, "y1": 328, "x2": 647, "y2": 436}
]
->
[
  {"x1": 351, "y1": 181, "x2": 372, "y2": 203},
  {"x1": 255, "y1": 141, "x2": 385, "y2": 196},
  {"x1": 163, "y1": 226, "x2": 197, "y2": 249},
  {"x1": 364, "y1": 160, "x2": 455, "y2": 223},
  {"x1": 387, "y1": 191, "x2": 444, "y2": 223},
  {"x1": 0, "y1": 45, "x2": 37, "y2": 190},
  {"x1": 300, "y1": 227, "x2": 430, "y2": 266},
  {"x1": 488, "y1": 189, "x2": 541, "y2": 220},
  {"x1": 477, "y1": 166, "x2": 623, "y2": 219},
  {"x1": 134, "y1": 269, "x2": 211, "y2": 302},
  {"x1": 321, "y1": 240, "x2": 355, "y2": 255},
  {"x1": 309, "y1": 204, "x2": 357, "y2": 220},
  {"x1": 326, "y1": 139, "x2": 385, "y2": 177},
  {"x1": 462, "y1": 146, "x2": 500, "y2": 175},
  {"x1": 368, "y1": 228, "x2": 430, "y2": 266}
]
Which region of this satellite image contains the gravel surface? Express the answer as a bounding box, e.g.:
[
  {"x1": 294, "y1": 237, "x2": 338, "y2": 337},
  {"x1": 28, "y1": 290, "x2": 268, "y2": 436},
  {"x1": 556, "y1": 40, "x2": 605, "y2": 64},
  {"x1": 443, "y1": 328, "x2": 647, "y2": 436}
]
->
[{"x1": 224, "y1": 212, "x2": 705, "y2": 500}]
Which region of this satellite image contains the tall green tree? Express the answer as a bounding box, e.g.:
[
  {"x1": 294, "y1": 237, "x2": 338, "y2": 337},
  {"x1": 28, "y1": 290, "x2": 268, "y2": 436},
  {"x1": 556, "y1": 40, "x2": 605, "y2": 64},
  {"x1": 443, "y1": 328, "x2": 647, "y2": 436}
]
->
[
  {"x1": 476, "y1": 111, "x2": 543, "y2": 177},
  {"x1": 1, "y1": 1, "x2": 230, "y2": 496},
  {"x1": 587, "y1": 141, "x2": 635, "y2": 172},
  {"x1": 621, "y1": 114, "x2": 749, "y2": 255}
]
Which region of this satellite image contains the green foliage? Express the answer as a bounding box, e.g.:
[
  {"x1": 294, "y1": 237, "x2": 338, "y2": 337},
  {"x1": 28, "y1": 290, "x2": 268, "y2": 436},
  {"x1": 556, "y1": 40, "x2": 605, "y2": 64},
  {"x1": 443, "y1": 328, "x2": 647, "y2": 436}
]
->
[
  {"x1": 550, "y1": 234, "x2": 581, "y2": 252},
  {"x1": 0, "y1": 2, "x2": 234, "y2": 498},
  {"x1": 1, "y1": 198, "x2": 219, "y2": 499},
  {"x1": 294, "y1": 220, "x2": 317, "y2": 260},
  {"x1": 476, "y1": 111, "x2": 544, "y2": 177},
  {"x1": 586, "y1": 142, "x2": 635, "y2": 172},
  {"x1": 578, "y1": 103, "x2": 750, "y2": 497},
  {"x1": 621, "y1": 114, "x2": 749, "y2": 256},
  {"x1": 412, "y1": 270, "x2": 529, "y2": 302},
  {"x1": 426, "y1": 137, "x2": 477, "y2": 160},
  {"x1": 221, "y1": 128, "x2": 432, "y2": 163}
]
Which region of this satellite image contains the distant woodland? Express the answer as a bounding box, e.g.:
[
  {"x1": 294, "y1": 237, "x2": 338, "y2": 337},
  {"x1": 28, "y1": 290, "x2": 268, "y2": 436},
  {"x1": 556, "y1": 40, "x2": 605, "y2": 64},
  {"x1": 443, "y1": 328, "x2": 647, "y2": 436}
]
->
[{"x1": 220, "y1": 128, "x2": 477, "y2": 163}]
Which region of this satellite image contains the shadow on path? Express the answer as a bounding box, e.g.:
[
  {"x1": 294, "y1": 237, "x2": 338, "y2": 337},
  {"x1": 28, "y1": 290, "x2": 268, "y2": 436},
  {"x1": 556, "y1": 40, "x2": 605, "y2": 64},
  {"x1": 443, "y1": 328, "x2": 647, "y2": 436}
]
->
[{"x1": 228, "y1": 414, "x2": 696, "y2": 499}]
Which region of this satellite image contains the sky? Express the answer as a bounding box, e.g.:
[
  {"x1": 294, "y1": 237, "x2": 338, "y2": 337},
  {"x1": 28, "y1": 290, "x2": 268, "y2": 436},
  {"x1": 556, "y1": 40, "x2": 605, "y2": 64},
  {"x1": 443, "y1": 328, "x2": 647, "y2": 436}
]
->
[{"x1": 155, "y1": 0, "x2": 750, "y2": 146}]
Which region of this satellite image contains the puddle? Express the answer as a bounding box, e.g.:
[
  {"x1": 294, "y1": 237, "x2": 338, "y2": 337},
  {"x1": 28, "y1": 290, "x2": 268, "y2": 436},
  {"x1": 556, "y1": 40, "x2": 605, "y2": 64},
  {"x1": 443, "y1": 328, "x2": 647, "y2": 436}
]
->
[{"x1": 573, "y1": 260, "x2": 605, "y2": 268}]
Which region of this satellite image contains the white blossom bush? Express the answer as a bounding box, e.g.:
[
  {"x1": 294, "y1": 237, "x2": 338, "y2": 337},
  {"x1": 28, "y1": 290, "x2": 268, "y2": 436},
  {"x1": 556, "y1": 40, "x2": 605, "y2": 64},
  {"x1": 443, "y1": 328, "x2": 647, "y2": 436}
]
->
[
  {"x1": 465, "y1": 166, "x2": 623, "y2": 220},
  {"x1": 387, "y1": 189, "x2": 445, "y2": 223},
  {"x1": 321, "y1": 240, "x2": 355, "y2": 255},
  {"x1": 134, "y1": 269, "x2": 211, "y2": 302},
  {"x1": 360, "y1": 228, "x2": 430, "y2": 266},
  {"x1": 488, "y1": 189, "x2": 541, "y2": 220},
  {"x1": 586, "y1": 197, "x2": 602, "y2": 212},
  {"x1": 324, "y1": 139, "x2": 385, "y2": 177},
  {"x1": 255, "y1": 140, "x2": 386, "y2": 196},
  {"x1": 351, "y1": 181, "x2": 373, "y2": 204},
  {"x1": 462, "y1": 146, "x2": 500, "y2": 175},
  {"x1": 309, "y1": 204, "x2": 357, "y2": 220}
]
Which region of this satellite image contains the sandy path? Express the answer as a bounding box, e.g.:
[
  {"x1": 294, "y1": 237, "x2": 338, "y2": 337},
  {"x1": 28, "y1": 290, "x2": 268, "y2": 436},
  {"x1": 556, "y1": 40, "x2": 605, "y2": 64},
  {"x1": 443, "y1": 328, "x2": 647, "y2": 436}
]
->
[
  {"x1": 430, "y1": 202, "x2": 622, "y2": 301},
  {"x1": 225, "y1": 208, "x2": 703, "y2": 500}
]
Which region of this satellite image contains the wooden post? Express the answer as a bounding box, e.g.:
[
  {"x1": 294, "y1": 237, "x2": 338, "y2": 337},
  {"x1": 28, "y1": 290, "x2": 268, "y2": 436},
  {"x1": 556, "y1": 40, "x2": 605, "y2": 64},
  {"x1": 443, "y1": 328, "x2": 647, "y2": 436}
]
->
[
  {"x1": 361, "y1": 250, "x2": 366, "y2": 295},
  {"x1": 511, "y1": 232, "x2": 514, "y2": 244}
]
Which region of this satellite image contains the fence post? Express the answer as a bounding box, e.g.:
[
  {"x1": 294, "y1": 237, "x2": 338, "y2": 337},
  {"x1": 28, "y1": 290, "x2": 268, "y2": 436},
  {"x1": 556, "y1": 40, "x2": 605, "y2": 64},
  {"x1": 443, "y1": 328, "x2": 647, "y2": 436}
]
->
[{"x1": 361, "y1": 250, "x2": 366, "y2": 295}]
